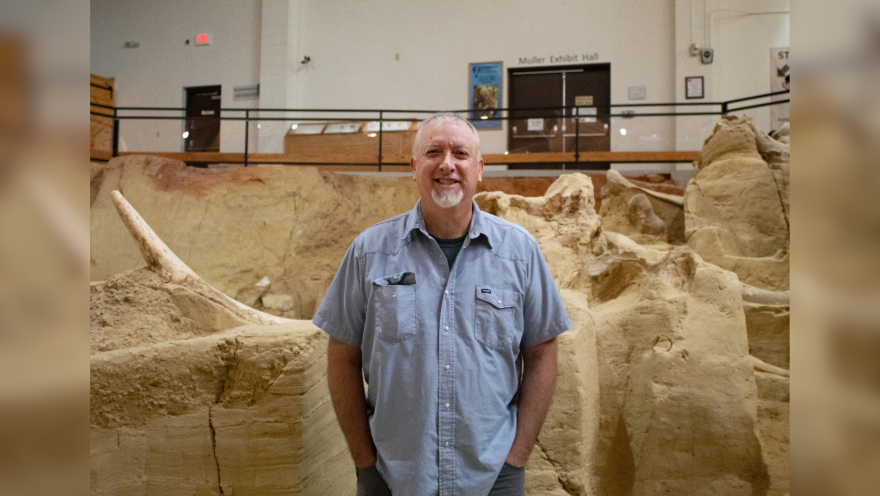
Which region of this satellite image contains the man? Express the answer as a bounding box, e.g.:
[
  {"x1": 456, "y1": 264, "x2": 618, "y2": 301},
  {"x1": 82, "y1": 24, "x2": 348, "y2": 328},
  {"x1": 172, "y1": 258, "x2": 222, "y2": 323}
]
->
[{"x1": 313, "y1": 113, "x2": 571, "y2": 495}]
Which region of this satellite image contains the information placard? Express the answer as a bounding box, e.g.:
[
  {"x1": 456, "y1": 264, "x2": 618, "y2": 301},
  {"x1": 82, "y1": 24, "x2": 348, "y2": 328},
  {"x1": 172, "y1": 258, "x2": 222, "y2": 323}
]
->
[{"x1": 469, "y1": 62, "x2": 503, "y2": 130}]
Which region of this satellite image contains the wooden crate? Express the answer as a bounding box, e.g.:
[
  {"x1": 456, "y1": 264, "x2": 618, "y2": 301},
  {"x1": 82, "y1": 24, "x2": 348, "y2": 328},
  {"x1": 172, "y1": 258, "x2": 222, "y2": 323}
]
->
[
  {"x1": 91, "y1": 74, "x2": 114, "y2": 156},
  {"x1": 283, "y1": 122, "x2": 417, "y2": 164}
]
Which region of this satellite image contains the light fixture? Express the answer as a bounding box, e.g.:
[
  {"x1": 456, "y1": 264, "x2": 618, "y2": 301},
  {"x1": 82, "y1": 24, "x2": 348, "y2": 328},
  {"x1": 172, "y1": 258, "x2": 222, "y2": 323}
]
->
[
  {"x1": 182, "y1": 131, "x2": 189, "y2": 139},
  {"x1": 367, "y1": 133, "x2": 377, "y2": 137},
  {"x1": 504, "y1": 151, "x2": 509, "y2": 155},
  {"x1": 291, "y1": 124, "x2": 298, "y2": 130},
  {"x1": 257, "y1": 123, "x2": 261, "y2": 129},
  {"x1": 620, "y1": 128, "x2": 627, "y2": 136},
  {"x1": 480, "y1": 116, "x2": 488, "y2": 120}
]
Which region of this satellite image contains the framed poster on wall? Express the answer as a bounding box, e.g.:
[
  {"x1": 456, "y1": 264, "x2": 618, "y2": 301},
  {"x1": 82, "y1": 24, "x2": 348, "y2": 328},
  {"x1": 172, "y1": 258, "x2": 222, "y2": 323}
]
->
[
  {"x1": 469, "y1": 62, "x2": 503, "y2": 129},
  {"x1": 685, "y1": 76, "x2": 704, "y2": 99}
]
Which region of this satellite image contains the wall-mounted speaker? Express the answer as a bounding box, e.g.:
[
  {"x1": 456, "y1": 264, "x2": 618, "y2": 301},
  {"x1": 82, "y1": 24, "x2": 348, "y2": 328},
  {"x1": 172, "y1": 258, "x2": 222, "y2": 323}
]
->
[{"x1": 701, "y1": 48, "x2": 714, "y2": 65}]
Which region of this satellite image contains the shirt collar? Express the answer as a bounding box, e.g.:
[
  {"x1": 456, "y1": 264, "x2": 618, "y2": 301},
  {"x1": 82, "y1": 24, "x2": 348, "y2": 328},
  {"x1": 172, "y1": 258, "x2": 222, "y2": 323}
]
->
[{"x1": 402, "y1": 198, "x2": 493, "y2": 248}]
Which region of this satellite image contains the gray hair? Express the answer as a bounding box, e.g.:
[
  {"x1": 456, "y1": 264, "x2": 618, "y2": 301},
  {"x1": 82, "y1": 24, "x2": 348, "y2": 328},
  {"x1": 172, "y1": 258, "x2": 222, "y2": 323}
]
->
[{"x1": 411, "y1": 113, "x2": 482, "y2": 160}]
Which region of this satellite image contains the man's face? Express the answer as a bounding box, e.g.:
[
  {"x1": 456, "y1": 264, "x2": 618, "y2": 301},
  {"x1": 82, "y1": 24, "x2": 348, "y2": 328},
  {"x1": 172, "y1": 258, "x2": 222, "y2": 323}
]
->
[{"x1": 410, "y1": 120, "x2": 484, "y2": 210}]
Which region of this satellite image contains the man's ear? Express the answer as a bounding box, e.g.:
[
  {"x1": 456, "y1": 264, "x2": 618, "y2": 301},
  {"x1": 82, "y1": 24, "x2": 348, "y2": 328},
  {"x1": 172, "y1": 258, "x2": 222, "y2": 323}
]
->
[
  {"x1": 410, "y1": 158, "x2": 417, "y2": 181},
  {"x1": 477, "y1": 158, "x2": 484, "y2": 182}
]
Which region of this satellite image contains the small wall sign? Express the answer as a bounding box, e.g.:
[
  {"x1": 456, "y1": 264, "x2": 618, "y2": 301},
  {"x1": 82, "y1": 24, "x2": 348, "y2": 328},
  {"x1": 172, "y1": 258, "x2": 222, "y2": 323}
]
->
[
  {"x1": 770, "y1": 47, "x2": 790, "y2": 131},
  {"x1": 233, "y1": 84, "x2": 260, "y2": 100},
  {"x1": 685, "y1": 76, "x2": 704, "y2": 99},
  {"x1": 517, "y1": 53, "x2": 599, "y2": 65}
]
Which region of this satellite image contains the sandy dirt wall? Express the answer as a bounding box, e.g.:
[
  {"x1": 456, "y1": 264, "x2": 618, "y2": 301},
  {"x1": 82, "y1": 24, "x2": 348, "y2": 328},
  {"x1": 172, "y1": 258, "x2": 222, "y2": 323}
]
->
[
  {"x1": 91, "y1": 156, "x2": 420, "y2": 319},
  {"x1": 90, "y1": 162, "x2": 787, "y2": 495},
  {"x1": 90, "y1": 157, "x2": 681, "y2": 319}
]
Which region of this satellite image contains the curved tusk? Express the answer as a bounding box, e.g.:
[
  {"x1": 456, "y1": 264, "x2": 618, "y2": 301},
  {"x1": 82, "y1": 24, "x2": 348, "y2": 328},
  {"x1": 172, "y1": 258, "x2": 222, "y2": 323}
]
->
[
  {"x1": 748, "y1": 355, "x2": 789, "y2": 377},
  {"x1": 740, "y1": 282, "x2": 789, "y2": 306},
  {"x1": 110, "y1": 190, "x2": 292, "y2": 326}
]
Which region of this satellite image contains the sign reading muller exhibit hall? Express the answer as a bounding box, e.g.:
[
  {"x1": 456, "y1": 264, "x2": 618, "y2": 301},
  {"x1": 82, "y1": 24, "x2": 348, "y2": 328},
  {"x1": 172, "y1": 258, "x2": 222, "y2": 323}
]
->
[{"x1": 518, "y1": 53, "x2": 599, "y2": 65}]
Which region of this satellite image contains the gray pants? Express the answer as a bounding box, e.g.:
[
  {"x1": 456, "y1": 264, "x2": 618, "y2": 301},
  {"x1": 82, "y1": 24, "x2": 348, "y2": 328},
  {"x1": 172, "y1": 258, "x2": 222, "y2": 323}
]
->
[
  {"x1": 488, "y1": 463, "x2": 526, "y2": 496},
  {"x1": 356, "y1": 466, "x2": 392, "y2": 496},
  {"x1": 356, "y1": 463, "x2": 526, "y2": 496}
]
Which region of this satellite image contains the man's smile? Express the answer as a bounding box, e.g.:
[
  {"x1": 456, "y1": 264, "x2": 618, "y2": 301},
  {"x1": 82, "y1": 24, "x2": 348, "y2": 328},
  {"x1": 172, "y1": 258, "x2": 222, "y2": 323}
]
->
[{"x1": 435, "y1": 178, "x2": 459, "y2": 186}]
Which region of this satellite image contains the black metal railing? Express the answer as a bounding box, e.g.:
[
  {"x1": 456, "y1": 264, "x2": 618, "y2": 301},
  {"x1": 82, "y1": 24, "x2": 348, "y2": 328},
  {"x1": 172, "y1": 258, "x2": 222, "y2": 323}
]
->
[{"x1": 89, "y1": 90, "x2": 789, "y2": 169}]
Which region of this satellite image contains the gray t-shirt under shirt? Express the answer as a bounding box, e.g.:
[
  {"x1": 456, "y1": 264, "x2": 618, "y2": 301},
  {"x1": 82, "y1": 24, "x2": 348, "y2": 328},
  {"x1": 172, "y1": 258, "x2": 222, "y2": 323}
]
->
[{"x1": 435, "y1": 233, "x2": 467, "y2": 270}]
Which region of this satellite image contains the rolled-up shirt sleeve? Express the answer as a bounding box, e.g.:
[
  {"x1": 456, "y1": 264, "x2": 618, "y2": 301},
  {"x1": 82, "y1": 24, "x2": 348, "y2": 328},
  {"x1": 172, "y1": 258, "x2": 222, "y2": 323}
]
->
[
  {"x1": 313, "y1": 239, "x2": 366, "y2": 347},
  {"x1": 521, "y1": 242, "x2": 572, "y2": 348}
]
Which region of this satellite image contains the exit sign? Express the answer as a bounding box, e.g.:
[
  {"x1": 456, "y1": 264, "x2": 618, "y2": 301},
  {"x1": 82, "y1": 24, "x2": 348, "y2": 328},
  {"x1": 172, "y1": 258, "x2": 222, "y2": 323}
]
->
[{"x1": 196, "y1": 33, "x2": 210, "y2": 46}]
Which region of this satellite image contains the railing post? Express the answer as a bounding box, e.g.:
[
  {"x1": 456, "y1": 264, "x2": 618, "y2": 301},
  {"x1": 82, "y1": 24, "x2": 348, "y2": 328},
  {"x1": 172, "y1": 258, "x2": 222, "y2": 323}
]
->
[
  {"x1": 244, "y1": 110, "x2": 249, "y2": 167},
  {"x1": 721, "y1": 101, "x2": 728, "y2": 115},
  {"x1": 574, "y1": 106, "x2": 580, "y2": 167},
  {"x1": 378, "y1": 111, "x2": 384, "y2": 172},
  {"x1": 112, "y1": 107, "x2": 119, "y2": 158}
]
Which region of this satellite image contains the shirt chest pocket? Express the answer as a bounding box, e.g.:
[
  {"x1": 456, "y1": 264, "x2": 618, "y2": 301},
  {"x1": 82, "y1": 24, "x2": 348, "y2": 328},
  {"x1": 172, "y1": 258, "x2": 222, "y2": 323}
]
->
[
  {"x1": 371, "y1": 272, "x2": 417, "y2": 344},
  {"x1": 474, "y1": 286, "x2": 521, "y2": 349}
]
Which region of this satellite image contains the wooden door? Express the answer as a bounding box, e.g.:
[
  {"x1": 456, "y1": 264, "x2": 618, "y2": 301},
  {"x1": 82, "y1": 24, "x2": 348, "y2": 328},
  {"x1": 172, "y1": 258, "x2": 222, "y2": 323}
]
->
[
  {"x1": 508, "y1": 71, "x2": 564, "y2": 155},
  {"x1": 184, "y1": 85, "x2": 221, "y2": 152},
  {"x1": 508, "y1": 63, "x2": 610, "y2": 169}
]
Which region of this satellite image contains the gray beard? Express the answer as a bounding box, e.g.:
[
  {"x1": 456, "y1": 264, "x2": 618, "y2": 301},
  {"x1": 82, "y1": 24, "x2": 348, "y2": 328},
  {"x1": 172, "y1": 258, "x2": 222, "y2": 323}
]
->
[{"x1": 431, "y1": 188, "x2": 464, "y2": 209}]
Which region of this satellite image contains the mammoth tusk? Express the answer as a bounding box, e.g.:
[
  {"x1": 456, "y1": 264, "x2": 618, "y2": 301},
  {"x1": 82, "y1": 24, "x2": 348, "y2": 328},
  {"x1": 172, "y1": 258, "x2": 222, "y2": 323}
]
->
[
  {"x1": 740, "y1": 283, "x2": 789, "y2": 306},
  {"x1": 748, "y1": 355, "x2": 789, "y2": 377},
  {"x1": 110, "y1": 190, "x2": 292, "y2": 326}
]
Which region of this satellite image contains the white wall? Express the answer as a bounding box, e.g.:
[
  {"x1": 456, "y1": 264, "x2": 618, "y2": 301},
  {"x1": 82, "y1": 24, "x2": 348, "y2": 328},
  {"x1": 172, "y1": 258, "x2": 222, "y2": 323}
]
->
[
  {"x1": 90, "y1": 0, "x2": 262, "y2": 153},
  {"x1": 90, "y1": 0, "x2": 788, "y2": 159},
  {"x1": 289, "y1": 0, "x2": 677, "y2": 155},
  {"x1": 674, "y1": 0, "x2": 790, "y2": 151},
  {"x1": 713, "y1": 0, "x2": 790, "y2": 131}
]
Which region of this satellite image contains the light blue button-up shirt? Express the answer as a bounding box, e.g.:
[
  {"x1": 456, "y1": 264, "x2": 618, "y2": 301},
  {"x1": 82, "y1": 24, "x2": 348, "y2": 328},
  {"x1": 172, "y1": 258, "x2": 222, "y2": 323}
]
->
[{"x1": 313, "y1": 200, "x2": 571, "y2": 495}]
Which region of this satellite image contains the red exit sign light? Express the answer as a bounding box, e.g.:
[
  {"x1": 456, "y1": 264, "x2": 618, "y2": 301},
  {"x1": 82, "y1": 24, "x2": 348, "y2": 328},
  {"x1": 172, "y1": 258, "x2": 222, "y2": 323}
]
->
[{"x1": 196, "y1": 33, "x2": 210, "y2": 46}]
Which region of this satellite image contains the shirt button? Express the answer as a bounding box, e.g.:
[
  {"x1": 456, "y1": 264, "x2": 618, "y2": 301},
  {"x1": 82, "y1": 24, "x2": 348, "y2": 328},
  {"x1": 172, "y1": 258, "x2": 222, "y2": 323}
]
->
[
  {"x1": 444, "y1": 326, "x2": 449, "y2": 331},
  {"x1": 445, "y1": 403, "x2": 450, "y2": 408},
  {"x1": 497, "y1": 299, "x2": 502, "y2": 304},
  {"x1": 444, "y1": 290, "x2": 449, "y2": 295},
  {"x1": 445, "y1": 442, "x2": 449, "y2": 447},
  {"x1": 445, "y1": 364, "x2": 450, "y2": 370},
  {"x1": 392, "y1": 294, "x2": 396, "y2": 298}
]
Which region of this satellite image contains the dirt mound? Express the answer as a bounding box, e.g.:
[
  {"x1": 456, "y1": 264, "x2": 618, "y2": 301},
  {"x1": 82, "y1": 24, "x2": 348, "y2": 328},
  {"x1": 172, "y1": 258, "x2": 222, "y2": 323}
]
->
[
  {"x1": 598, "y1": 169, "x2": 685, "y2": 246},
  {"x1": 685, "y1": 116, "x2": 790, "y2": 290},
  {"x1": 477, "y1": 178, "x2": 772, "y2": 495},
  {"x1": 90, "y1": 268, "x2": 249, "y2": 354}
]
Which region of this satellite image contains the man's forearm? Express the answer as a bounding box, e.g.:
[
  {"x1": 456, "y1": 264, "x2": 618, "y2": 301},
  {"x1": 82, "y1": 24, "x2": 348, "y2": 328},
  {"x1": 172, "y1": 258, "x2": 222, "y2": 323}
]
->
[
  {"x1": 327, "y1": 336, "x2": 378, "y2": 468},
  {"x1": 506, "y1": 338, "x2": 558, "y2": 467}
]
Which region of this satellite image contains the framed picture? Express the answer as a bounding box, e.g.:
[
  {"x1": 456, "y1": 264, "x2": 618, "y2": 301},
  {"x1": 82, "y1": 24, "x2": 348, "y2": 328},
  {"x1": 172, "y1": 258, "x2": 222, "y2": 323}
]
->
[
  {"x1": 685, "y1": 76, "x2": 704, "y2": 99},
  {"x1": 469, "y1": 62, "x2": 503, "y2": 129}
]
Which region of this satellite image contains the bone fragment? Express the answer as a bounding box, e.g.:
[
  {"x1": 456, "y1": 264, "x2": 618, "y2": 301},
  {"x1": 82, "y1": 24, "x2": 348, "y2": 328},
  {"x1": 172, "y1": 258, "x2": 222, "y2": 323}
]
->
[
  {"x1": 748, "y1": 355, "x2": 789, "y2": 377},
  {"x1": 110, "y1": 190, "x2": 292, "y2": 325},
  {"x1": 632, "y1": 184, "x2": 684, "y2": 206}
]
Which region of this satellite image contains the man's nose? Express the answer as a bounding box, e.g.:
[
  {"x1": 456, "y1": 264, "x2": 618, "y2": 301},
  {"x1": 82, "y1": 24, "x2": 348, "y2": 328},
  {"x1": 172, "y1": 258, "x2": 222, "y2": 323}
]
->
[{"x1": 438, "y1": 152, "x2": 455, "y2": 172}]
